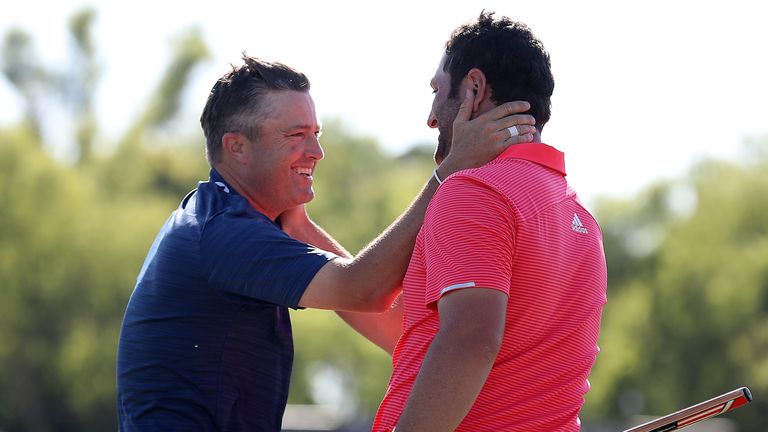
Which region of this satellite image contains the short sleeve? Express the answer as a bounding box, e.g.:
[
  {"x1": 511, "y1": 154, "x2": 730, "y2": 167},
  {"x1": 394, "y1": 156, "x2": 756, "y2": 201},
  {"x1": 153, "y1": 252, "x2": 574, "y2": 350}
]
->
[
  {"x1": 423, "y1": 175, "x2": 516, "y2": 308},
  {"x1": 201, "y1": 213, "x2": 336, "y2": 309}
]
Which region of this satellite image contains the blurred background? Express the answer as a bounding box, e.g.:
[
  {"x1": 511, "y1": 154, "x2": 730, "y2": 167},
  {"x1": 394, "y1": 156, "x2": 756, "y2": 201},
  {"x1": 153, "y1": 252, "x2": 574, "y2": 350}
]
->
[{"x1": 0, "y1": 0, "x2": 766, "y2": 431}]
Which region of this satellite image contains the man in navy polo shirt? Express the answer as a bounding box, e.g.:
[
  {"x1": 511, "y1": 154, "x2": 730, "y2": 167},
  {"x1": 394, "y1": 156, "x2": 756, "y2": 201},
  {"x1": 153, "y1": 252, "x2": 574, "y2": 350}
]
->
[{"x1": 116, "y1": 55, "x2": 537, "y2": 431}]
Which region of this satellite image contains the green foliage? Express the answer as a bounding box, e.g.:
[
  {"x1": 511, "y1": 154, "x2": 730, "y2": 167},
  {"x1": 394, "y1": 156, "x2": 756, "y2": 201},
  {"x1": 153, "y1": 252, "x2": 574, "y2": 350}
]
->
[
  {"x1": 1, "y1": 28, "x2": 49, "y2": 139},
  {"x1": 290, "y1": 309, "x2": 392, "y2": 413},
  {"x1": 584, "y1": 145, "x2": 768, "y2": 430},
  {"x1": 0, "y1": 9, "x2": 212, "y2": 431},
  {"x1": 66, "y1": 8, "x2": 98, "y2": 164},
  {"x1": 0, "y1": 130, "x2": 174, "y2": 430}
]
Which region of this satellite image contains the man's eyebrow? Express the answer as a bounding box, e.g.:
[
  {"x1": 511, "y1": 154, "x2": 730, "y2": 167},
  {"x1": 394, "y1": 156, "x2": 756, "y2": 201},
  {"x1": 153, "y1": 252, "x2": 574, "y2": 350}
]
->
[
  {"x1": 286, "y1": 123, "x2": 317, "y2": 130},
  {"x1": 284, "y1": 123, "x2": 323, "y2": 132}
]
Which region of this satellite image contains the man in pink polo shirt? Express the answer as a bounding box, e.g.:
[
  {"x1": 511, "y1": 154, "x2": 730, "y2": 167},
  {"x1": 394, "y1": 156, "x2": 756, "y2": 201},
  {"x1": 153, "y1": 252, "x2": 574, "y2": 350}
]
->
[{"x1": 372, "y1": 12, "x2": 608, "y2": 432}]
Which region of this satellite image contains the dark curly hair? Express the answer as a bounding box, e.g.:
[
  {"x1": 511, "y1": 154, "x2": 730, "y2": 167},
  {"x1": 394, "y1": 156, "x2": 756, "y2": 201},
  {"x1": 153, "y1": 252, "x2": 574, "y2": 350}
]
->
[
  {"x1": 444, "y1": 11, "x2": 554, "y2": 130},
  {"x1": 200, "y1": 54, "x2": 310, "y2": 165}
]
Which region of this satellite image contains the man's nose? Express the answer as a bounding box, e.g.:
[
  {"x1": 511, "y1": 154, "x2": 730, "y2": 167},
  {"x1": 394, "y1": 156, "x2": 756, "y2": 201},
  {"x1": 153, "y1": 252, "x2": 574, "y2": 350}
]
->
[
  {"x1": 427, "y1": 112, "x2": 438, "y2": 129},
  {"x1": 307, "y1": 136, "x2": 324, "y2": 160}
]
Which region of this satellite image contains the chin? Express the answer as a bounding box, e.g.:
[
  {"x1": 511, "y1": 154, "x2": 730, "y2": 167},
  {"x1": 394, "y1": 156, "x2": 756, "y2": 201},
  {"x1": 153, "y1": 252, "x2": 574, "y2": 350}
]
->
[{"x1": 434, "y1": 140, "x2": 449, "y2": 165}]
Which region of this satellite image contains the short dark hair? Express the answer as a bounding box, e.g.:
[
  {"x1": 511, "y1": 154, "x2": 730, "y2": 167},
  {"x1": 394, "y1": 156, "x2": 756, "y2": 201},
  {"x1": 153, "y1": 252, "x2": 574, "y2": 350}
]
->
[
  {"x1": 200, "y1": 54, "x2": 310, "y2": 165},
  {"x1": 444, "y1": 11, "x2": 554, "y2": 129}
]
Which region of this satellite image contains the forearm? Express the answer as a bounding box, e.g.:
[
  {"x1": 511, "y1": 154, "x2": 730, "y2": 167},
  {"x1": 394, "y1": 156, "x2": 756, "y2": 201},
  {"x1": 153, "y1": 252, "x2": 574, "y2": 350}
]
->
[
  {"x1": 336, "y1": 296, "x2": 403, "y2": 355},
  {"x1": 285, "y1": 172, "x2": 438, "y2": 290},
  {"x1": 283, "y1": 181, "x2": 434, "y2": 316},
  {"x1": 283, "y1": 216, "x2": 352, "y2": 259},
  {"x1": 283, "y1": 211, "x2": 403, "y2": 351},
  {"x1": 346, "y1": 157, "x2": 468, "y2": 297},
  {"x1": 344, "y1": 175, "x2": 439, "y2": 296},
  {"x1": 395, "y1": 331, "x2": 498, "y2": 431}
]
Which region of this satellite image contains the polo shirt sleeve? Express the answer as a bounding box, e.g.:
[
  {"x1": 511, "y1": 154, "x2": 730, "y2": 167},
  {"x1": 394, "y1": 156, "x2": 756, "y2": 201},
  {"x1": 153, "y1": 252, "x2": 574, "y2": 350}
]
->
[
  {"x1": 422, "y1": 175, "x2": 516, "y2": 308},
  {"x1": 201, "y1": 212, "x2": 337, "y2": 309}
]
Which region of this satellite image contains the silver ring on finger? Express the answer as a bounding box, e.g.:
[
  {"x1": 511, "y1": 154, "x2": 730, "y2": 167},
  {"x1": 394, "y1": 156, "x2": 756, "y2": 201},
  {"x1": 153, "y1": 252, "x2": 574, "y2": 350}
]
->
[{"x1": 507, "y1": 125, "x2": 519, "y2": 138}]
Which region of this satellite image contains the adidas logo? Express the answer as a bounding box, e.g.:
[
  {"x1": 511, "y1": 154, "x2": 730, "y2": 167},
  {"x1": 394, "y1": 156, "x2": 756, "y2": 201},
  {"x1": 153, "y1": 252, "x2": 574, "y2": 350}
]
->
[{"x1": 572, "y1": 213, "x2": 589, "y2": 234}]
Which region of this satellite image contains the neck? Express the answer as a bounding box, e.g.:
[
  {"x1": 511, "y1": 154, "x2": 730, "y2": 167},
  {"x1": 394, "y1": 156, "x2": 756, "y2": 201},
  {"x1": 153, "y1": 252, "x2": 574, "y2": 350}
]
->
[
  {"x1": 532, "y1": 130, "x2": 542, "y2": 143},
  {"x1": 213, "y1": 162, "x2": 277, "y2": 220}
]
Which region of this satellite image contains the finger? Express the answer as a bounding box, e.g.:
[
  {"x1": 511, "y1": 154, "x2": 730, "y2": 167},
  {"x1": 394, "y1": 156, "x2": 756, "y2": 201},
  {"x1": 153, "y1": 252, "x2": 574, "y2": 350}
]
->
[
  {"x1": 489, "y1": 115, "x2": 535, "y2": 139},
  {"x1": 482, "y1": 100, "x2": 531, "y2": 121},
  {"x1": 492, "y1": 125, "x2": 535, "y2": 143},
  {"x1": 505, "y1": 132, "x2": 535, "y2": 144},
  {"x1": 455, "y1": 89, "x2": 476, "y2": 123},
  {"x1": 505, "y1": 124, "x2": 537, "y2": 138},
  {"x1": 501, "y1": 114, "x2": 536, "y2": 126}
]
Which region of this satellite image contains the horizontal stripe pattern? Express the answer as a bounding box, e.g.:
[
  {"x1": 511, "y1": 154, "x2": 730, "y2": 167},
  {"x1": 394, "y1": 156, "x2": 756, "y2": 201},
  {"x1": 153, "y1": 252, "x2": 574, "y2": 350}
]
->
[{"x1": 373, "y1": 157, "x2": 608, "y2": 432}]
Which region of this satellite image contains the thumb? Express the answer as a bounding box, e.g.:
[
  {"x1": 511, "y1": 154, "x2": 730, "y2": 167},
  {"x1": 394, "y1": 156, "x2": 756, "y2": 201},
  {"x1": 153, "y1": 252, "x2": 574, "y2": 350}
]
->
[{"x1": 455, "y1": 89, "x2": 475, "y2": 123}]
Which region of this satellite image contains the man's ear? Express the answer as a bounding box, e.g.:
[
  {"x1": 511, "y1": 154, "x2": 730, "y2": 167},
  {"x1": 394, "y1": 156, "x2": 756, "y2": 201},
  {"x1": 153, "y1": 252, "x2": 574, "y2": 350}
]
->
[
  {"x1": 221, "y1": 132, "x2": 250, "y2": 164},
  {"x1": 464, "y1": 68, "x2": 489, "y2": 113}
]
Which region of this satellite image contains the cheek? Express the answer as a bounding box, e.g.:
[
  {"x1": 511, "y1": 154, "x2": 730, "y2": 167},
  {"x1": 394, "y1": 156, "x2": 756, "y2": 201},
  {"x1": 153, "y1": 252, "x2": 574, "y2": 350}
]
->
[
  {"x1": 443, "y1": 99, "x2": 462, "y2": 126},
  {"x1": 436, "y1": 105, "x2": 451, "y2": 131},
  {"x1": 276, "y1": 142, "x2": 302, "y2": 162}
]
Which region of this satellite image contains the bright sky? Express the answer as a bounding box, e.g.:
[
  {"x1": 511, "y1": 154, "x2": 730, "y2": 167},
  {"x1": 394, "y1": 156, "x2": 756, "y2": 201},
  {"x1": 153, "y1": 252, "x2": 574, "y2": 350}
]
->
[{"x1": 2, "y1": 0, "x2": 767, "y2": 205}]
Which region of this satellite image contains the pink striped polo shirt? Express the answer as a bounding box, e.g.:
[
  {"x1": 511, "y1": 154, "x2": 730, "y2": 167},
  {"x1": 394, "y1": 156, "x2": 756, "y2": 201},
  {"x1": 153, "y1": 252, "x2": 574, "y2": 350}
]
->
[{"x1": 372, "y1": 143, "x2": 608, "y2": 431}]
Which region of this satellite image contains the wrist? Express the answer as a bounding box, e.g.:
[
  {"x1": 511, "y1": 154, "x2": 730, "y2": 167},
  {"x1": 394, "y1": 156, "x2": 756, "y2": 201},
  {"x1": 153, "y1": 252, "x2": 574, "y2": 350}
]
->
[
  {"x1": 432, "y1": 168, "x2": 444, "y2": 185},
  {"x1": 436, "y1": 156, "x2": 460, "y2": 180}
]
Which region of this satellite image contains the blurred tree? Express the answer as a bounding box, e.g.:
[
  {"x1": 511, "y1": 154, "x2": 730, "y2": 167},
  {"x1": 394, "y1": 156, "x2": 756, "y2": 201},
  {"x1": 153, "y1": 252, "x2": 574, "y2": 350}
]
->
[
  {"x1": 2, "y1": 8, "x2": 101, "y2": 161},
  {"x1": 100, "y1": 25, "x2": 210, "y2": 198},
  {"x1": 0, "y1": 130, "x2": 173, "y2": 430},
  {"x1": 0, "y1": 9, "x2": 210, "y2": 432},
  {"x1": 583, "y1": 139, "x2": 768, "y2": 431},
  {"x1": 125, "y1": 26, "x2": 209, "y2": 137},
  {"x1": 66, "y1": 8, "x2": 99, "y2": 164},
  {"x1": 1, "y1": 28, "x2": 49, "y2": 140}
]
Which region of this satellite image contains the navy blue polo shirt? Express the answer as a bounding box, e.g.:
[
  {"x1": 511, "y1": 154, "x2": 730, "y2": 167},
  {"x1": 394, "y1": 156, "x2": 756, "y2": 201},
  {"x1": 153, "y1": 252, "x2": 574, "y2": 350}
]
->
[{"x1": 116, "y1": 169, "x2": 336, "y2": 431}]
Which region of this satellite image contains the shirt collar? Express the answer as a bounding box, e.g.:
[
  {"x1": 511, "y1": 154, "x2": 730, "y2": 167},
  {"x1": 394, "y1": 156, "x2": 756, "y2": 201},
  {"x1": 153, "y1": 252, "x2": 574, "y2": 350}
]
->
[
  {"x1": 209, "y1": 168, "x2": 238, "y2": 195},
  {"x1": 495, "y1": 143, "x2": 566, "y2": 176}
]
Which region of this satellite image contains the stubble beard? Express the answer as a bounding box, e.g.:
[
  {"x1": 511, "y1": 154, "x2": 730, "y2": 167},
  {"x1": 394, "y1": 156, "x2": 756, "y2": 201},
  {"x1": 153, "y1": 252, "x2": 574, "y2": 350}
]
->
[
  {"x1": 434, "y1": 131, "x2": 450, "y2": 165},
  {"x1": 433, "y1": 97, "x2": 461, "y2": 165}
]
